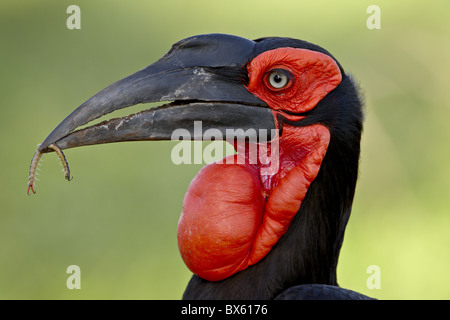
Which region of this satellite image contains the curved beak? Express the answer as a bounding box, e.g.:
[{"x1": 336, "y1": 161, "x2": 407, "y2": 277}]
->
[{"x1": 38, "y1": 34, "x2": 276, "y2": 153}]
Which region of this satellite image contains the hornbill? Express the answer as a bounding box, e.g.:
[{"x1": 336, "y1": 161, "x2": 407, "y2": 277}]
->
[{"x1": 31, "y1": 34, "x2": 372, "y2": 300}]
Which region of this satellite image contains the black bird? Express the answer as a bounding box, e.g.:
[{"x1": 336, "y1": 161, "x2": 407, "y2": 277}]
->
[{"x1": 32, "y1": 34, "x2": 373, "y2": 300}]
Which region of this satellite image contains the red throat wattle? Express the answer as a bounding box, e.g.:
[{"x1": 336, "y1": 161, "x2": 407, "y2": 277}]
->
[{"x1": 177, "y1": 48, "x2": 341, "y2": 281}]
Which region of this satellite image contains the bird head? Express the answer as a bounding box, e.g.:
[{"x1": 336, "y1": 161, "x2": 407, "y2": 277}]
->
[{"x1": 35, "y1": 34, "x2": 363, "y2": 299}]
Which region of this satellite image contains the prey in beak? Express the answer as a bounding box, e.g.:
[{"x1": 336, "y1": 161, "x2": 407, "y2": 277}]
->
[{"x1": 27, "y1": 34, "x2": 277, "y2": 194}]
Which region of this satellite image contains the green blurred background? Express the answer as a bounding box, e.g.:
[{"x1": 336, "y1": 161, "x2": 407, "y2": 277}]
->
[{"x1": 1, "y1": 0, "x2": 449, "y2": 299}]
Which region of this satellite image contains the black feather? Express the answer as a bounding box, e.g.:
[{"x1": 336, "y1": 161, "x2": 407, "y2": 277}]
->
[{"x1": 275, "y1": 284, "x2": 375, "y2": 300}]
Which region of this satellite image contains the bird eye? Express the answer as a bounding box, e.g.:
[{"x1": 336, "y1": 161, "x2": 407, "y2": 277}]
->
[{"x1": 266, "y1": 69, "x2": 292, "y2": 90}]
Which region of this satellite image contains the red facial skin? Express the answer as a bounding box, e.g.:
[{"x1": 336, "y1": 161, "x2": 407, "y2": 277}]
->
[{"x1": 177, "y1": 48, "x2": 342, "y2": 281}]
